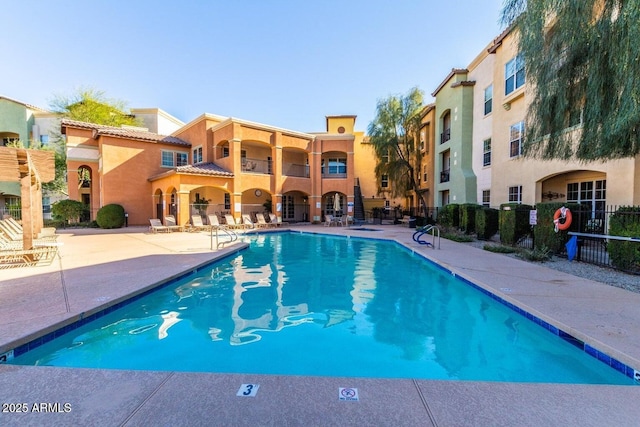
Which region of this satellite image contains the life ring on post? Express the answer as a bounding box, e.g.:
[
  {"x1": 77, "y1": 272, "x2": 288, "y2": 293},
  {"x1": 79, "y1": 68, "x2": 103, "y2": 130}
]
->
[{"x1": 553, "y1": 207, "x2": 572, "y2": 232}]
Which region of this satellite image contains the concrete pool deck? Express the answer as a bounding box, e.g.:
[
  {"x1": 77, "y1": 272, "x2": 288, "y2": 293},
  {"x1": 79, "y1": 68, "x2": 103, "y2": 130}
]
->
[{"x1": 1, "y1": 225, "x2": 639, "y2": 426}]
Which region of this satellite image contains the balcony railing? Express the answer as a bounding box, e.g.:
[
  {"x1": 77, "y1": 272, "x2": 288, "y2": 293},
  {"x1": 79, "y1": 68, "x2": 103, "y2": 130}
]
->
[
  {"x1": 242, "y1": 157, "x2": 272, "y2": 174},
  {"x1": 440, "y1": 129, "x2": 451, "y2": 144},
  {"x1": 440, "y1": 169, "x2": 450, "y2": 183},
  {"x1": 283, "y1": 163, "x2": 310, "y2": 178}
]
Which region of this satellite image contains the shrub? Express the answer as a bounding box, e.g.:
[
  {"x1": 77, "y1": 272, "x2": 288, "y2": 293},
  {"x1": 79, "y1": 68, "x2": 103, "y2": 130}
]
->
[
  {"x1": 437, "y1": 204, "x2": 459, "y2": 228},
  {"x1": 499, "y1": 203, "x2": 533, "y2": 245},
  {"x1": 476, "y1": 207, "x2": 499, "y2": 240},
  {"x1": 96, "y1": 204, "x2": 125, "y2": 229},
  {"x1": 442, "y1": 230, "x2": 474, "y2": 242},
  {"x1": 517, "y1": 245, "x2": 552, "y2": 262},
  {"x1": 533, "y1": 202, "x2": 582, "y2": 254},
  {"x1": 459, "y1": 204, "x2": 480, "y2": 234},
  {"x1": 51, "y1": 199, "x2": 86, "y2": 225},
  {"x1": 483, "y1": 244, "x2": 517, "y2": 253},
  {"x1": 608, "y1": 206, "x2": 640, "y2": 271}
]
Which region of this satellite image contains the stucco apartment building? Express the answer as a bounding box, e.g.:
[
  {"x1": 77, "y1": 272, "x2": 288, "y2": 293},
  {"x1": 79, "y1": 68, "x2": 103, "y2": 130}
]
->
[
  {"x1": 0, "y1": 96, "x2": 60, "y2": 218},
  {"x1": 431, "y1": 27, "x2": 640, "y2": 215},
  {"x1": 62, "y1": 113, "x2": 377, "y2": 227}
]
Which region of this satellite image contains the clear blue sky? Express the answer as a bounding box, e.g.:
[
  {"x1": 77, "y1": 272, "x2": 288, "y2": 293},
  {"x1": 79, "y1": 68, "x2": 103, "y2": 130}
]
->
[{"x1": 2, "y1": 0, "x2": 506, "y2": 133}]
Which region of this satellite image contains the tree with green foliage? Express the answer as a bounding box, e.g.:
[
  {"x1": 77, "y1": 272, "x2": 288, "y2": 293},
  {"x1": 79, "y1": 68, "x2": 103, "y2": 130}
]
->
[
  {"x1": 45, "y1": 88, "x2": 141, "y2": 194},
  {"x1": 501, "y1": 0, "x2": 640, "y2": 161},
  {"x1": 367, "y1": 87, "x2": 427, "y2": 214}
]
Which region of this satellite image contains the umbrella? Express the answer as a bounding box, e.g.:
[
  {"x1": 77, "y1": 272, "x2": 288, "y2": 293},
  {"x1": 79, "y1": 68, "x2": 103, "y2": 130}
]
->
[{"x1": 333, "y1": 193, "x2": 341, "y2": 215}]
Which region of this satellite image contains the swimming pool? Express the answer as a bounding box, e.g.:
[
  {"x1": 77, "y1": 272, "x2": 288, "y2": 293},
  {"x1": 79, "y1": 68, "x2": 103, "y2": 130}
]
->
[{"x1": 8, "y1": 232, "x2": 636, "y2": 384}]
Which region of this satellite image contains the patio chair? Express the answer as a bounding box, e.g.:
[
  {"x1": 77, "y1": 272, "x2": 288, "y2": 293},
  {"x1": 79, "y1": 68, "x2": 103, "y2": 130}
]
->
[
  {"x1": 207, "y1": 214, "x2": 224, "y2": 229},
  {"x1": 0, "y1": 245, "x2": 59, "y2": 269},
  {"x1": 164, "y1": 215, "x2": 184, "y2": 232},
  {"x1": 268, "y1": 213, "x2": 283, "y2": 228},
  {"x1": 190, "y1": 215, "x2": 210, "y2": 231},
  {"x1": 242, "y1": 214, "x2": 256, "y2": 229},
  {"x1": 149, "y1": 218, "x2": 170, "y2": 233},
  {"x1": 0, "y1": 220, "x2": 58, "y2": 243},
  {"x1": 324, "y1": 215, "x2": 333, "y2": 227},
  {"x1": 224, "y1": 214, "x2": 244, "y2": 229},
  {"x1": 255, "y1": 213, "x2": 272, "y2": 228}
]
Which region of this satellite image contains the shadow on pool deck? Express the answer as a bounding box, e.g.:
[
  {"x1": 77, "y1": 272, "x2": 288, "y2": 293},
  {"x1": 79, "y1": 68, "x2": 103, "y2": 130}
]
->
[{"x1": 1, "y1": 225, "x2": 639, "y2": 426}]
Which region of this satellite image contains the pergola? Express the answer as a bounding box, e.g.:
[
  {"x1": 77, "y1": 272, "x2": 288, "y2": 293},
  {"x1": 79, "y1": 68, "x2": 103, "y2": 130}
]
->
[{"x1": 0, "y1": 147, "x2": 55, "y2": 249}]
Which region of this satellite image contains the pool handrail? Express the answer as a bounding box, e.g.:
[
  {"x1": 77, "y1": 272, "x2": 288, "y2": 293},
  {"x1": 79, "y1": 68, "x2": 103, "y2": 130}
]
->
[{"x1": 412, "y1": 225, "x2": 440, "y2": 249}]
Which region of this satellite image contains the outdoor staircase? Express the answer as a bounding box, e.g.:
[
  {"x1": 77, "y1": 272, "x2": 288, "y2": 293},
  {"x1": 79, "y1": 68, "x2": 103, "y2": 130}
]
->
[{"x1": 353, "y1": 178, "x2": 366, "y2": 221}]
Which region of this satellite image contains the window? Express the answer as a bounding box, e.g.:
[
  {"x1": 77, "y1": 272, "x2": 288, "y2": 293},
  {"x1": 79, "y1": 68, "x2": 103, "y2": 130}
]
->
[
  {"x1": 483, "y1": 138, "x2": 491, "y2": 166},
  {"x1": 381, "y1": 174, "x2": 389, "y2": 188},
  {"x1": 162, "y1": 151, "x2": 188, "y2": 167},
  {"x1": 482, "y1": 190, "x2": 490, "y2": 207},
  {"x1": 323, "y1": 158, "x2": 347, "y2": 175},
  {"x1": 484, "y1": 85, "x2": 493, "y2": 115},
  {"x1": 224, "y1": 193, "x2": 231, "y2": 210},
  {"x1": 423, "y1": 165, "x2": 428, "y2": 183},
  {"x1": 42, "y1": 196, "x2": 51, "y2": 214},
  {"x1": 509, "y1": 122, "x2": 524, "y2": 158},
  {"x1": 161, "y1": 151, "x2": 174, "y2": 167},
  {"x1": 567, "y1": 180, "x2": 606, "y2": 214},
  {"x1": 441, "y1": 112, "x2": 451, "y2": 144},
  {"x1": 39, "y1": 135, "x2": 49, "y2": 146},
  {"x1": 505, "y1": 54, "x2": 525, "y2": 95},
  {"x1": 193, "y1": 146, "x2": 203, "y2": 164},
  {"x1": 508, "y1": 185, "x2": 523, "y2": 203},
  {"x1": 221, "y1": 146, "x2": 229, "y2": 157},
  {"x1": 283, "y1": 195, "x2": 295, "y2": 220}
]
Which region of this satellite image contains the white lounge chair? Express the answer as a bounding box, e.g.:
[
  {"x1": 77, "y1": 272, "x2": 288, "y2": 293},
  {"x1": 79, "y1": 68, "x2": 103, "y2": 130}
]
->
[
  {"x1": 207, "y1": 214, "x2": 223, "y2": 229},
  {"x1": 224, "y1": 214, "x2": 244, "y2": 229},
  {"x1": 324, "y1": 215, "x2": 333, "y2": 227},
  {"x1": 164, "y1": 215, "x2": 183, "y2": 232},
  {"x1": 149, "y1": 218, "x2": 170, "y2": 233},
  {"x1": 190, "y1": 215, "x2": 210, "y2": 231},
  {"x1": 255, "y1": 213, "x2": 272, "y2": 228},
  {"x1": 242, "y1": 214, "x2": 255, "y2": 229}
]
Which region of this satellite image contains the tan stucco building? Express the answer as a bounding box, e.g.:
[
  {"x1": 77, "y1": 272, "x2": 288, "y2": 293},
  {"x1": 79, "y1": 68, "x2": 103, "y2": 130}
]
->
[{"x1": 62, "y1": 114, "x2": 369, "y2": 227}]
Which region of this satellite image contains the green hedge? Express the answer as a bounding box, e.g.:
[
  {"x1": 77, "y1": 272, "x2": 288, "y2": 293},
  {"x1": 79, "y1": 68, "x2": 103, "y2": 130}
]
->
[
  {"x1": 499, "y1": 203, "x2": 534, "y2": 245},
  {"x1": 608, "y1": 206, "x2": 640, "y2": 271},
  {"x1": 437, "y1": 204, "x2": 459, "y2": 228},
  {"x1": 476, "y1": 207, "x2": 499, "y2": 240},
  {"x1": 51, "y1": 199, "x2": 86, "y2": 225},
  {"x1": 96, "y1": 204, "x2": 125, "y2": 229},
  {"x1": 459, "y1": 204, "x2": 480, "y2": 234},
  {"x1": 533, "y1": 202, "x2": 582, "y2": 253}
]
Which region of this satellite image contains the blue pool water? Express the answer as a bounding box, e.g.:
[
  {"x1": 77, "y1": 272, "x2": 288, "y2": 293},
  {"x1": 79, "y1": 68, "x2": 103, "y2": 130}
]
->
[{"x1": 9, "y1": 233, "x2": 635, "y2": 384}]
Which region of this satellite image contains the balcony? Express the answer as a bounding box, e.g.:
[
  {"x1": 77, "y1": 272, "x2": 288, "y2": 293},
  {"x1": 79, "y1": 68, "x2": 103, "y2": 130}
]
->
[
  {"x1": 440, "y1": 169, "x2": 450, "y2": 183},
  {"x1": 283, "y1": 163, "x2": 310, "y2": 178},
  {"x1": 440, "y1": 129, "x2": 451, "y2": 144},
  {"x1": 242, "y1": 157, "x2": 272, "y2": 174}
]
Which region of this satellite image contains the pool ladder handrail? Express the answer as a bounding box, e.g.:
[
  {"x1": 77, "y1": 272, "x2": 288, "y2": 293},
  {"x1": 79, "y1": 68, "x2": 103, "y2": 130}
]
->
[
  {"x1": 210, "y1": 227, "x2": 238, "y2": 249},
  {"x1": 412, "y1": 225, "x2": 440, "y2": 249}
]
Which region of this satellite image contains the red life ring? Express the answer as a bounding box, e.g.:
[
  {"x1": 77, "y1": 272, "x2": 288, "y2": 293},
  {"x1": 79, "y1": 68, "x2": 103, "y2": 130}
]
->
[{"x1": 553, "y1": 207, "x2": 572, "y2": 232}]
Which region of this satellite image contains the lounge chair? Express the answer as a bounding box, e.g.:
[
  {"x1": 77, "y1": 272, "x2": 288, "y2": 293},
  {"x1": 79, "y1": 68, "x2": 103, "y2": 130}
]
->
[
  {"x1": 190, "y1": 215, "x2": 210, "y2": 231},
  {"x1": 242, "y1": 214, "x2": 255, "y2": 229},
  {"x1": 224, "y1": 214, "x2": 244, "y2": 229},
  {"x1": 268, "y1": 213, "x2": 283, "y2": 228},
  {"x1": 255, "y1": 213, "x2": 272, "y2": 228},
  {"x1": 164, "y1": 215, "x2": 184, "y2": 232},
  {"x1": 149, "y1": 218, "x2": 170, "y2": 233},
  {"x1": 207, "y1": 214, "x2": 223, "y2": 229},
  {"x1": 339, "y1": 215, "x2": 354, "y2": 227},
  {"x1": 0, "y1": 245, "x2": 58, "y2": 269},
  {"x1": 0, "y1": 219, "x2": 58, "y2": 242}
]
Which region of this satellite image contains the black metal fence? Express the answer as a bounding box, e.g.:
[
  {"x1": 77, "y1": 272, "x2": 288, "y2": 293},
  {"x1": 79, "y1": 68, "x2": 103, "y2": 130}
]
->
[{"x1": 515, "y1": 205, "x2": 640, "y2": 272}]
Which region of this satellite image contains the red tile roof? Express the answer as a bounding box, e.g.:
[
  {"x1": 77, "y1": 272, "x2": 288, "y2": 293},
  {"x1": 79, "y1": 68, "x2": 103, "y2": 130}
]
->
[
  {"x1": 176, "y1": 162, "x2": 233, "y2": 177},
  {"x1": 60, "y1": 119, "x2": 190, "y2": 147}
]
